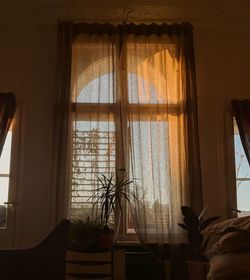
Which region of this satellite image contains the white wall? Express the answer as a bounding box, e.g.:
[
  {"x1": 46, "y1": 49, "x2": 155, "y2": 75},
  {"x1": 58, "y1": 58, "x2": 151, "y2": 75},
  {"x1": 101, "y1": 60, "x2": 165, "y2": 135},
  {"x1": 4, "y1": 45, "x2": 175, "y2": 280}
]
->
[
  {"x1": 0, "y1": 23, "x2": 57, "y2": 247},
  {"x1": 194, "y1": 22, "x2": 250, "y2": 218},
  {"x1": 0, "y1": 18, "x2": 249, "y2": 247}
]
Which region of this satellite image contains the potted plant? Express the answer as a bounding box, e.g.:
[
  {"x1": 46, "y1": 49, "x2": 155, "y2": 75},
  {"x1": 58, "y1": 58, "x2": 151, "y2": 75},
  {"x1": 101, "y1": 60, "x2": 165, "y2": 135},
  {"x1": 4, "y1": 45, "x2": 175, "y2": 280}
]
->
[
  {"x1": 178, "y1": 206, "x2": 220, "y2": 279},
  {"x1": 68, "y1": 217, "x2": 103, "y2": 252},
  {"x1": 68, "y1": 173, "x2": 133, "y2": 251},
  {"x1": 90, "y1": 173, "x2": 133, "y2": 250},
  {"x1": 178, "y1": 206, "x2": 220, "y2": 260}
]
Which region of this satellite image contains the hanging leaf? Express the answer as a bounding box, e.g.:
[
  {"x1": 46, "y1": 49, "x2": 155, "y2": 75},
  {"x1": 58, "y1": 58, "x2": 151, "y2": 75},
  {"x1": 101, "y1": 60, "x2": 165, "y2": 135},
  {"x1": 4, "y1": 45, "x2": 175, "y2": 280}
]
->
[{"x1": 178, "y1": 223, "x2": 188, "y2": 231}]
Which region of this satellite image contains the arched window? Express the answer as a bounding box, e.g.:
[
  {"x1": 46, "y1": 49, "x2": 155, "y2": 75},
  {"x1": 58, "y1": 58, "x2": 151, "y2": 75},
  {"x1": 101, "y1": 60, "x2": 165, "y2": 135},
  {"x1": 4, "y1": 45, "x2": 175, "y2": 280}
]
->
[{"x1": 68, "y1": 24, "x2": 200, "y2": 243}]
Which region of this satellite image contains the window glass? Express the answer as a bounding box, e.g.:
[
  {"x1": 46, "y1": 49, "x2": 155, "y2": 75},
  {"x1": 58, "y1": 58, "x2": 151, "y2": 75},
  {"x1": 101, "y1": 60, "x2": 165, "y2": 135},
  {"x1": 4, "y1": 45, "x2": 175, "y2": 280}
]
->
[
  {"x1": 0, "y1": 131, "x2": 12, "y2": 228},
  {"x1": 77, "y1": 73, "x2": 115, "y2": 104},
  {"x1": 234, "y1": 120, "x2": 250, "y2": 214},
  {"x1": 71, "y1": 118, "x2": 116, "y2": 220}
]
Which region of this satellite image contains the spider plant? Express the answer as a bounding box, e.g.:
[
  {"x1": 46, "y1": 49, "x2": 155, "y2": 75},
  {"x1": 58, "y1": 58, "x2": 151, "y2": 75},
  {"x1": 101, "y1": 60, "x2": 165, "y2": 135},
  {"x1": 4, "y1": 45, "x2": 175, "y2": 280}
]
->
[{"x1": 90, "y1": 173, "x2": 133, "y2": 230}]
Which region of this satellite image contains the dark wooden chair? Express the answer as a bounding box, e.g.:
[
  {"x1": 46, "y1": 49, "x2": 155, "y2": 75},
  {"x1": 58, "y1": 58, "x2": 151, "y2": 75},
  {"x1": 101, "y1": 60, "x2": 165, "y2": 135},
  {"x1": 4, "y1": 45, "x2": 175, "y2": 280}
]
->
[{"x1": 0, "y1": 219, "x2": 70, "y2": 280}]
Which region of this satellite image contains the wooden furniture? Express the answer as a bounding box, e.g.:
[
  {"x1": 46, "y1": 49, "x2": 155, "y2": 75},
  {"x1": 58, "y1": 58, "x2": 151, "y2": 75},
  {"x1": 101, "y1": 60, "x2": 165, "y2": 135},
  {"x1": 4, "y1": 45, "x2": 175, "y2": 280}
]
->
[
  {"x1": 66, "y1": 250, "x2": 125, "y2": 280},
  {"x1": 164, "y1": 260, "x2": 171, "y2": 280},
  {"x1": 0, "y1": 219, "x2": 70, "y2": 280}
]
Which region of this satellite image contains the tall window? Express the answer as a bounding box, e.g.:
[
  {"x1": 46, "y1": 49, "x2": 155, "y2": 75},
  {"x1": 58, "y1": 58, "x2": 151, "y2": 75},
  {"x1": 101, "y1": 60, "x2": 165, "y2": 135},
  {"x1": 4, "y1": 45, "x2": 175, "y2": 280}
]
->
[
  {"x1": 234, "y1": 119, "x2": 250, "y2": 215},
  {"x1": 0, "y1": 92, "x2": 16, "y2": 229},
  {"x1": 68, "y1": 23, "x2": 200, "y2": 243}
]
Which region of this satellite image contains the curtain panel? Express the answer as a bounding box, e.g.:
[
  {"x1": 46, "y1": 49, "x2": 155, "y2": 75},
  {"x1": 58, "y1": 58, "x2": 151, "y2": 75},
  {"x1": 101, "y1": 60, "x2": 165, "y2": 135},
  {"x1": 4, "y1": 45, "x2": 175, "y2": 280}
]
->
[
  {"x1": 232, "y1": 100, "x2": 250, "y2": 166},
  {"x1": 57, "y1": 22, "x2": 202, "y2": 242},
  {"x1": 52, "y1": 22, "x2": 74, "y2": 223},
  {"x1": 0, "y1": 92, "x2": 16, "y2": 156}
]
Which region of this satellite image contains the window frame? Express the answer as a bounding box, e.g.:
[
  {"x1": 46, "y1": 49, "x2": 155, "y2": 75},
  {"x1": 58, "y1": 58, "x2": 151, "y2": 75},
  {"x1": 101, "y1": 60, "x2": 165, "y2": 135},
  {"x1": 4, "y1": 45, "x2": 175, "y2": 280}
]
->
[{"x1": 233, "y1": 117, "x2": 250, "y2": 215}]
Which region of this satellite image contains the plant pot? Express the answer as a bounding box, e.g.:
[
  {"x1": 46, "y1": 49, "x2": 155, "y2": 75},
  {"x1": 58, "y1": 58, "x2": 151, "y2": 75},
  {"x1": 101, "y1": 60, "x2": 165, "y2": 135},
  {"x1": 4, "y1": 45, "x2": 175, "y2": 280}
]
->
[
  {"x1": 71, "y1": 234, "x2": 100, "y2": 252},
  {"x1": 99, "y1": 230, "x2": 114, "y2": 250}
]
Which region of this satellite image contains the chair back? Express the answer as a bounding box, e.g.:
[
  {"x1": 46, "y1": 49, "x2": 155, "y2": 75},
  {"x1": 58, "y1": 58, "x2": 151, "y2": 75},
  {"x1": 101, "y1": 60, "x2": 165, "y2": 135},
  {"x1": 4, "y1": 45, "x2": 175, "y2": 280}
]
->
[{"x1": 0, "y1": 219, "x2": 70, "y2": 280}]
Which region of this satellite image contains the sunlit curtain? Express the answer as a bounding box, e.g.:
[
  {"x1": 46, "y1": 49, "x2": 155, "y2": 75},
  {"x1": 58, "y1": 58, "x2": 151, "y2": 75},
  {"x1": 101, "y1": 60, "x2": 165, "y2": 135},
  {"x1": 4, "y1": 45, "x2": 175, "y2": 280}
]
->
[
  {"x1": 125, "y1": 24, "x2": 201, "y2": 243},
  {"x1": 232, "y1": 100, "x2": 250, "y2": 165},
  {"x1": 0, "y1": 92, "x2": 16, "y2": 156},
  {"x1": 69, "y1": 23, "x2": 202, "y2": 243}
]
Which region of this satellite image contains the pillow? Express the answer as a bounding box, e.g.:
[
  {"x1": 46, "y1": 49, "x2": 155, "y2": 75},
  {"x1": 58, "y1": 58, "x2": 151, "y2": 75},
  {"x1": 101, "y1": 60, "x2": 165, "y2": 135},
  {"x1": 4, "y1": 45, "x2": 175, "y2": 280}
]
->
[
  {"x1": 205, "y1": 216, "x2": 250, "y2": 235},
  {"x1": 206, "y1": 230, "x2": 250, "y2": 259},
  {"x1": 207, "y1": 252, "x2": 250, "y2": 280},
  {"x1": 203, "y1": 216, "x2": 250, "y2": 254}
]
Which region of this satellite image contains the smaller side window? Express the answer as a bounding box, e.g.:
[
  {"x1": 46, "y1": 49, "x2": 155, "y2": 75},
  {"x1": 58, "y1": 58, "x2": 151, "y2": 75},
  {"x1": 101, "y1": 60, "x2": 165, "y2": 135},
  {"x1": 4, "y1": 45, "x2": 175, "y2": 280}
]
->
[
  {"x1": 234, "y1": 119, "x2": 250, "y2": 215},
  {"x1": 0, "y1": 129, "x2": 12, "y2": 228}
]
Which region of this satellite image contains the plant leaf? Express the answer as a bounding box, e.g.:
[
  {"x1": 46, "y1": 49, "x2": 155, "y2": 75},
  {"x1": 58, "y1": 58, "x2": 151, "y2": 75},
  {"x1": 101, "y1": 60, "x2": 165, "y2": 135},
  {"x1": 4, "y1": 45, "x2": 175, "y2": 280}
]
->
[
  {"x1": 181, "y1": 206, "x2": 199, "y2": 227},
  {"x1": 178, "y1": 223, "x2": 188, "y2": 231},
  {"x1": 198, "y1": 205, "x2": 208, "y2": 222}
]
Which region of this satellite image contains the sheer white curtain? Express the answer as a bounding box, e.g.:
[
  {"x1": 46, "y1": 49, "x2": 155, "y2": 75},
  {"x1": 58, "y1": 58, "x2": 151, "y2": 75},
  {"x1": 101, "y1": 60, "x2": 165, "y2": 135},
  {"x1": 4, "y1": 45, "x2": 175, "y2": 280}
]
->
[
  {"x1": 126, "y1": 34, "x2": 189, "y2": 243},
  {"x1": 70, "y1": 32, "x2": 121, "y2": 224},
  {"x1": 68, "y1": 23, "x2": 201, "y2": 243}
]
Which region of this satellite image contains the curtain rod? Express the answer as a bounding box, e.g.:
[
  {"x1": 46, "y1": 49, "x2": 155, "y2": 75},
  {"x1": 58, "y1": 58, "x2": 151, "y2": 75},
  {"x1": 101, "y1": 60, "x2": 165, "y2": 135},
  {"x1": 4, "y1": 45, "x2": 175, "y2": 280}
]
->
[{"x1": 67, "y1": 22, "x2": 192, "y2": 36}]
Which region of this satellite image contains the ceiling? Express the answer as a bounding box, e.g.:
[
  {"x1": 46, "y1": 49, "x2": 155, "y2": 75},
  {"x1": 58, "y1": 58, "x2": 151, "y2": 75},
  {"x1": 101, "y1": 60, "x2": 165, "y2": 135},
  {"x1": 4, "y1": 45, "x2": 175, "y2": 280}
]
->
[{"x1": 1, "y1": 0, "x2": 250, "y2": 23}]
